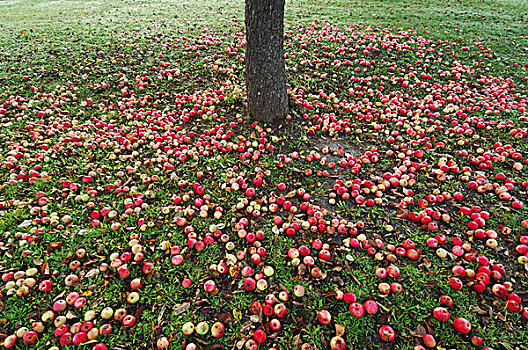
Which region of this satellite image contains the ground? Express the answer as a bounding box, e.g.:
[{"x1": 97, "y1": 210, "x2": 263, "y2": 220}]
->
[{"x1": 0, "y1": 0, "x2": 528, "y2": 350}]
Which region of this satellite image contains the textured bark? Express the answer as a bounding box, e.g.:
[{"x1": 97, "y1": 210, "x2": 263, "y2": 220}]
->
[{"x1": 245, "y1": 0, "x2": 289, "y2": 125}]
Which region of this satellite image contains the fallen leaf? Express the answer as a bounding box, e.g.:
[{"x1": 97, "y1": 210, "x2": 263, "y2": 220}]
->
[
  {"x1": 216, "y1": 311, "x2": 233, "y2": 324},
  {"x1": 173, "y1": 302, "x2": 190, "y2": 316},
  {"x1": 292, "y1": 333, "x2": 303, "y2": 350},
  {"x1": 46, "y1": 241, "x2": 64, "y2": 255},
  {"x1": 40, "y1": 262, "x2": 50, "y2": 275},
  {"x1": 423, "y1": 258, "x2": 432, "y2": 268},
  {"x1": 396, "y1": 208, "x2": 409, "y2": 220},
  {"x1": 236, "y1": 339, "x2": 246, "y2": 349},
  {"x1": 135, "y1": 304, "x2": 146, "y2": 319},
  {"x1": 335, "y1": 324, "x2": 345, "y2": 337},
  {"x1": 378, "y1": 313, "x2": 391, "y2": 324},
  {"x1": 18, "y1": 219, "x2": 32, "y2": 228},
  {"x1": 84, "y1": 269, "x2": 99, "y2": 279},
  {"x1": 415, "y1": 325, "x2": 426, "y2": 337}
]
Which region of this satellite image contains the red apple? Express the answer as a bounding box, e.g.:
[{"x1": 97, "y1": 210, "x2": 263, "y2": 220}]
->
[
  {"x1": 72, "y1": 332, "x2": 88, "y2": 345},
  {"x1": 440, "y1": 295, "x2": 454, "y2": 306},
  {"x1": 81, "y1": 321, "x2": 94, "y2": 333},
  {"x1": 53, "y1": 300, "x2": 67, "y2": 312},
  {"x1": 318, "y1": 309, "x2": 331, "y2": 325},
  {"x1": 250, "y1": 301, "x2": 262, "y2": 314},
  {"x1": 211, "y1": 322, "x2": 225, "y2": 338},
  {"x1": 60, "y1": 333, "x2": 73, "y2": 346},
  {"x1": 245, "y1": 339, "x2": 258, "y2": 350},
  {"x1": 204, "y1": 280, "x2": 216, "y2": 293},
  {"x1": 130, "y1": 278, "x2": 142, "y2": 290},
  {"x1": 378, "y1": 282, "x2": 391, "y2": 294},
  {"x1": 343, "y1": 292, "x2": 356, "y2": 303},
  {"x1": 269, "y1": 318, "x2": 281, "y2": 331},
  {"x1": 471, "y1": 336, "x2": 483, "y2": 346},
  {"x1": 263, "y1": 304, "x2": 273, "y2": 316},
  {"x1": 492, "y1": 284, "x2": 507, "y2": 298},
  {"x1": 453, "y1": 317, "x2": 472, "y2": 334},
  {"x1": 122, "y1": 315, "x2": 136, "y2": 327},
  {"x1": 274, "y1": 303, "x2": 287, "y2": 318},
  {"x1": 22, "y1": 331, "x2": 38, "y2": 344},
  {"x1": 38, "y1": 279, "x2": 53, "y2": 292},
  {"x1": 449, "y1": 277, "x2": 463, "y2": 291},
  {"x1": 244, "y1": 277, "x2": 256, "y2": 291},
  {"x1": 387, "y1": 265, "x2": 400, "y2": 278},
  {"x1": 505, "y1": 300, "x2": 520, "y2": 312},
  {"x1": 452, "y1": 265, "x2": 466, "y2": 277},
  {"x1": 433, "y1": 307, "x2": 450, "y2": 321},
  {"x1": 100, "y1": 324, "x2": 112, "y2": 335},
  {"x1": 390, "y1": 282, "x2": 403, "y2": 294},
  {"x1": 423, "y1": 334, "x2": 436, "y2": 348},
  {"x1": 349, "y1": 302, "x2": 364, "y2": 318},
  {"x1": 55, "y1": 324, "x2": 69, "y2": 337},
  {"x1": 253, "y1": 329, "x2": 266, "y2": 344},
  {"x1": 376, "y1": 268, "x2": 387, "y2": 279},
  {"x1": 364, "y1": 300, "x2": 378, "y2": 314},
  {"x1": 157, "y1": 337, "x2": 170, "y2": 349}
]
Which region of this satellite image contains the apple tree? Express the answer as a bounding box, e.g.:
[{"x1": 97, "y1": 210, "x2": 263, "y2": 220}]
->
[{"x1": 245, "y1": 0, "x2": 289, "y2": 125}]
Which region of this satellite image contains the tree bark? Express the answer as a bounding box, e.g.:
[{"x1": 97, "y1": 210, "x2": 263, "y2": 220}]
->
[{"x1": 245, "y1": 0, "x2": 289, "y2": 125}]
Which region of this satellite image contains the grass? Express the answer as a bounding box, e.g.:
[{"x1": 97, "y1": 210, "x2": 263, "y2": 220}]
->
[{"x1": 1, "y1": 0, "x2": 528, "y2": 350}]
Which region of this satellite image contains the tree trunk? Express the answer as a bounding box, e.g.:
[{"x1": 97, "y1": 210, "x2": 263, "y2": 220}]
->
[{"x1": 245, "y1": 0, "x2": 289, "y2": 125}]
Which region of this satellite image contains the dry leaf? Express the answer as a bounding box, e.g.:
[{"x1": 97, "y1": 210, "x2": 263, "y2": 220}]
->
[
  {"x1": 216, "y1": 311, "x2": 233, "y2": 324},
  {"x1": 415, "y1": 325, "x2": 426, "y2": 337},
  {"x1": 292, "y1": 333, "x2": 303, "y2": 350},
  {"x1": 236, "y1": 339, "x2": 246, "y2": 349},
  {"x1": 396, "y1": 208, "x2": 409, "y2": 220},
  {"x1": 41, "y1": 262, "x2": 50, "y2": 275},
  {"x1": 174, "y1": 302, "x2": 190, "y2": 316},
  {"x1": 335, "y1": 324, "x2": 345, "y2": 337},
  {"x1": 85, "y1": 269, "x2": 99, "y2": 279},
  {"x1": 135, "y1": 304, "x2": 146, "y2": 319},
  {"x1": 18, "y1": 220, "x2": 32, "y2": 228},
  {"x1": 423, "y1": 258, "x2": 432, "y2": 268},
  {"x1": 297, "y1": 264, "x2": 307, "y2": 275}
]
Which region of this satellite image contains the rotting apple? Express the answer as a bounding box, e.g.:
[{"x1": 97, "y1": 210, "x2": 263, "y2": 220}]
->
[
  {"x1": 379, "y1": 325, "x2": 396, "y2": 342},
  {"x1": 330, "y1": 336, "x2": 346, "y2": 350}
]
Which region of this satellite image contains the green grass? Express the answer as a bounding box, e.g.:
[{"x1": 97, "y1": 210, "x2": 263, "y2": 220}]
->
[{"x1": 1, "y1": 0, "x2": 528, "y2": 349}]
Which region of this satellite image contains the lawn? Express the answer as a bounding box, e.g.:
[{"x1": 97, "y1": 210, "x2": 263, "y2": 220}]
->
[{"x1": 0, "y1": 0, "x2": 527, "y2": 349}]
